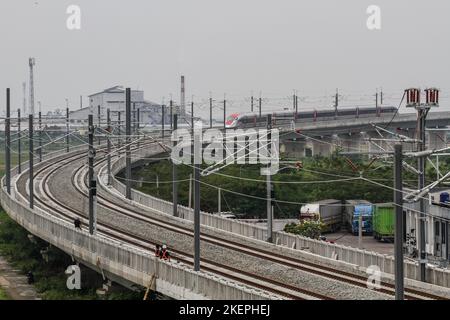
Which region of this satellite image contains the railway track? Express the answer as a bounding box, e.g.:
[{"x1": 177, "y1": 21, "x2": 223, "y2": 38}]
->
[
  {"x1": 22, "y1": 146, "x2": 328, "y2": 300},
  {"x1": 15, "y1": 142, "x2": 448, "y2": 300}
]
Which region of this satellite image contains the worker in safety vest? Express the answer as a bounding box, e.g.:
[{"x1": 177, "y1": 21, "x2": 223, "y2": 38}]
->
[{"x1": 161, "y1": 245, "x2": 170, "y2": 261}]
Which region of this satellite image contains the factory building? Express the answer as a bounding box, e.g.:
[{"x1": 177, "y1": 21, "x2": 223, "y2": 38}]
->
[{"x1": 68, "y1": 86, "x2": 173, "y2": 126}]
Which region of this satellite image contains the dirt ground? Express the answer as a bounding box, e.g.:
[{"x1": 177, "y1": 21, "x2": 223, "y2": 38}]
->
[{"x1": 322, "y1": 230, "x2": 394, "y2": 256}]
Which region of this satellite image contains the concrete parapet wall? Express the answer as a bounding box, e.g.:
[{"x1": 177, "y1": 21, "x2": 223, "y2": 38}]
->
[{"x1": 0, "y1": 155, "x2": 277, "y2": 300}]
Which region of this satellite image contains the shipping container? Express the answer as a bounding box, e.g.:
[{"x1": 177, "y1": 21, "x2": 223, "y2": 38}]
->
[
  {"x1": 300, "y1": 199, "x2": 342, "y2": 233},
  {"x1": 344, "y1": 200, "x2": 373, "y2": 235},
  {"x1": 373, "y1": 203, "x2": 395, "y2": 242}
]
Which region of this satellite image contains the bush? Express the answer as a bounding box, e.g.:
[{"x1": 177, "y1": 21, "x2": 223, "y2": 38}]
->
[{"x1": 284, "y1": 220, "x2": 324, "y2": 239}]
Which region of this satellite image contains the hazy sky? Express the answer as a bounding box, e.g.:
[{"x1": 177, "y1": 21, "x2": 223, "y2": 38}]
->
[{"x1": 1, "y1": 0, "x2": 449, "y2": 115}]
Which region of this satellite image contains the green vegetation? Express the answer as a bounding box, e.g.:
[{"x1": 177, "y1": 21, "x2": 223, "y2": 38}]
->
[
  {"x1": 131, "y1": 152, "x2": 449, "y2": 219},
  {"x1": 284, "y1": 220, "x2": 324, "y2": 239},
  {"x1": 0, "y1": 210, "x2": 143, "y2": 300},
  {"x1": 0, "y1": 287, "x2": 9, "y2": 300}
]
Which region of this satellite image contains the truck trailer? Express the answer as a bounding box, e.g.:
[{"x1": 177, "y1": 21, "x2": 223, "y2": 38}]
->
[
  {"x1": 300, "y1": 199, "x2": 342, "y2": 233},
  {"x1": 344, "y1": 200, "x2": 373, "y2": 235}
]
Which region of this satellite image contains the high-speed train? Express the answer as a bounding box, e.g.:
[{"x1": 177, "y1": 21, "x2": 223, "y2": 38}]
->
[{"x1": 225, "y1": 106, "x2": 397, "y2": 129}]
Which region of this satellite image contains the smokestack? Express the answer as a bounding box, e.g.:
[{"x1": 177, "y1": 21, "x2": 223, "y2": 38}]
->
[{"x1": 181, "y1": 75, "x2": 185, "y2": 117}]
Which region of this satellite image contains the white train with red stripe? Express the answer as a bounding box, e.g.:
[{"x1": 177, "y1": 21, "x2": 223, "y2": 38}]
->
[{"x1": 225, "y1": 106, "x2": 397, "y2": 129}]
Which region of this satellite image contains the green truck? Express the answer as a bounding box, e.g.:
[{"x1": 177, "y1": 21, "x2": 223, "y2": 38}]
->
[{"x1": 373, "y1": 203, "x2": 395, "y2": 242}]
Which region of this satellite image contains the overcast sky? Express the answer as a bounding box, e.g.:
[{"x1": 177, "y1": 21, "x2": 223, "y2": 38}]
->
[{"x1": 0, "y1": 0, "x2": 449, "y2": 115}]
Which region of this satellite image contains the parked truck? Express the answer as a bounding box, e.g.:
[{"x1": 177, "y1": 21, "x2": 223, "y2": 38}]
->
[
  {"x1": 344, "y1": 200, "x2": 373, "y2": 235},
  {"x1": 300, "y1": 199, "x2": 342, "y2": 233},
  {"x1": 373, "y1": 203, "x2": 395, "y2": 242}
]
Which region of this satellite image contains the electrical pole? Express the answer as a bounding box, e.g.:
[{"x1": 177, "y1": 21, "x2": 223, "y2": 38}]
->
[
  {"x1": 125, "y1": 88, "x2": 132, "y2": 200},
  {"x1": 188, "y1": 173, "x2": 193, "y2": 209},
  {"x1": 266, "y1": 114, "x2": 273, "y2": 243},
  {"x1": 334, "y1": 88, "x2": 339, "y2": 119},
  {"x1": 218, "y1": 188, "x2": 221, "y2": 215},
  {"x1": 133, "y1": 102, "x2": 136, "y2": 135},
  {"x1": 193, "y1": 120, "x2": 201, "y2": 272},
  {"x1": 80, "y1": 95, "x2": 83, "y2": 109},
  {"x1": 28, "y1": 114, "x2": 34, "y2": 209},
  {"x1": 161, "y1": 104, "x2": 165, "y2": 138},
  {"x1": 66, "y1": 107, "x2": 70, "y2": 152},
  {"x1": 223, "y1": 97, "x2": 226, "y2": 130},
  {"x1": 107, "y1": 109, "x2": 112, "y2": 185},
  {"x1": 29, "y1": 58, "x2": 35, "y2": 116},
  {"x1": 251, "y1": 94, "x2": 254, "y2": 113},
  {"x1": 117, "y1": 111, "x2": 121, "y2": 152},
  {"x1": 259, "y1": 94, "x2": 262, "y2": 118},
  {"x1": 38, "y1": 111, "x2": 42, "y2": 162},
  {"x1": 376, "y1": 90, "x2": 379, "y2": 117},
  {"x1": 170, "y1": 99, "x2": 173, "y2": 130},
  {"x1": 380, "y1": 88, "x2": 383, "y2": 105},
  {"x1": 394, "y1": 144, "x2": 404, "y2": 300},
  {"x1": 97, "y1": 105, "x2": 101, "y2": 146},
  {"x1": 5, "y1": 89, "x2": 11, "y2": 195},
  {"x1": 172, "y1": 114, "x2": 178, "y2": 217},
  {"x1": 88, "y1": 114, "x2": 96, "y2": 235},
  {"x1": 17, "y1": 109, "x2": 21, "y2": 174},
  {"x1": 418, "y1": 106, "x2": 427, "y2": 281},
  {"x1": 209, "y1": 95, "x2": 213, "y2": 129}
]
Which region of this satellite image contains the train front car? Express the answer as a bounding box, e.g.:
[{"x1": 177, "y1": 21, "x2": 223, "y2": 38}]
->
[{"x1": 225, "y1": 113, "x2": 240, "y2": 128}]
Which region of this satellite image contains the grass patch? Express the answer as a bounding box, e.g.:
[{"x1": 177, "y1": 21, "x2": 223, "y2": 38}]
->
[{"x1": 0, "y1": 287, "x2": 9, "y2": 300}]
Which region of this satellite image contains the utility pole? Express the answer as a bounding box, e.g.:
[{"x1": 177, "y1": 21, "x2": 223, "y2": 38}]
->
[
  {"x1": 29, "y1": 58, "x2": 35, "y2": 116},
  {"x1": 376, "y1": 90, "x2": 379, "y2": 117},
  {"x1": 334, "y1": 88, "x2": 339, "y2": 119},
  {"x1": 266, "y1": 114, "x2": 273, "y2": 243},
  {"x1": 161, "y1": 104, "x2": 165, "y2": 138},
  {"x1": 28, "y1": 114, "x2": 34, "y2": 209},
  {"x1": 358, "y1": 213, "x2": 363, "y2": 248},
  {"x1": 5, "y1": 89, "x2": 11, "y2": 195},
  {"x1": 170, "y1": 99, "x2": 173, "y2": 130},
  {"x1": 251, "y1": 93, "x2": 254, "y2": 113},
  {"x1": 405, "y1": 87, "x2": 439, "y2": 282},
  {"x1": 188, "y1": 173, "x2": 193, "y2": 209},
  {"x1": 172, "y1": 114, "x2": 178, "y2": 217},
  {"x1": 107, "y1": 109, "x2": 112, "y2": 185},
  {"x1": 394, "y1": 144, "x2": 404, "y2": 300},
  {"x1": 193, "y1": 120, "x2": 201, "y2": 272},
  {"x1": 17, "y1": 109, "x2": 21, "y2": 174},
  {"x1": 259, "y1": 94, "x2": 262, "y2": 118},
  {"x1": 181, "y1": 75, "x2": 186, "y2": 117},
  {"x1": 209, "y1": 94, "x2": 213, "y2": 129},
  {"x1": 88, "y1": 114, "x2": 96, "y2": 235},
  {"x1": 125, "y1": 88, "x2": 132, "y2": 200},
  {"x1": 191, "y1": 101, "x2": 194, "y2": 131},
  {"x1": 380, "y1": 88, "x2": 383, "y2": 105},
  {"x1": 66, "y1": 107, "x2": 70, "y2": 152},
  {"x1": 133, "y1": 102, "x2": 136, "y2": 135},
  {"x1": 218, "y1": 188, "x2": 221, "y2": 215},
  {"x1": 223, "y1": 96, "x2": 226, "y2": 130},
  {"x1": 418, "y1": 105, "x2": 427, "y2": 282},
  {"x1": 117, "y1": 111, "x2": 122, "y2": 151},
  {"x1": 38, "y1": 111, "x2": 42, "y2": 162},
  {"x1": 97, "y1": 105, "x2": 101, "y2": 146},
  {"x1": 137, "y1": 107, "x2": 140, "y2": 150},
  {"x1": 80, "y1": 95, "x2": 83, "y2": 109}
]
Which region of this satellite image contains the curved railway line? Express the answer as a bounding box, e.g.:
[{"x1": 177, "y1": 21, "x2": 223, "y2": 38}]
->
[{"x1": 14, "y1": 141, "x2": 449, "y2": 300}]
